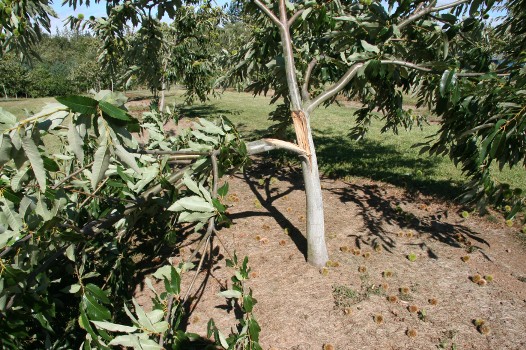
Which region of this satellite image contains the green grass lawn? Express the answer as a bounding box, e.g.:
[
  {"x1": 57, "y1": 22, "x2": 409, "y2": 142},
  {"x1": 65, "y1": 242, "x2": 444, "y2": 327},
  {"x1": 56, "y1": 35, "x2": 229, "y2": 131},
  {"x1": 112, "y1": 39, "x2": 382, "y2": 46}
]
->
[
  {"x1": 0, "y1": 97, "x2": 56, "y2": 117},
  {"x1": 2, "y1": 90, "x2": 524, "y2": 201},
  {"x1": 165, "y1": 90, "x2": 526, "y2": 200}
]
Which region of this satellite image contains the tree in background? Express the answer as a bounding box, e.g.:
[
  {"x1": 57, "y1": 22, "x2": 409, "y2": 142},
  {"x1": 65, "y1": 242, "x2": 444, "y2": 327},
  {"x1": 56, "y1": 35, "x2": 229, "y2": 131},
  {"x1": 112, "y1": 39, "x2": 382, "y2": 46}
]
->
[
  {"x1": 69, "y1": 1, "x2": 222, "y2": 109},
  {"x1": 0, "y1": 53, "x2": 28, "y2": 98},
  {"x1": 0, "y1": 31, "x2": 105, "y2": 98}
]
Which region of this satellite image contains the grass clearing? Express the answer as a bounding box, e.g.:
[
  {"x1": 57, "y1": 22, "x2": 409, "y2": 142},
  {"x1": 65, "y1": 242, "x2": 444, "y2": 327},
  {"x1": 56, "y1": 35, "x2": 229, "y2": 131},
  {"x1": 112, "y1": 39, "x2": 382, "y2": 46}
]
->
[
  {"x1": 0, "y1": 97, "x2": 55, "y2": 118},
  {"x1": 165, "y1": 90, "x2": 526, "y2": 200}
]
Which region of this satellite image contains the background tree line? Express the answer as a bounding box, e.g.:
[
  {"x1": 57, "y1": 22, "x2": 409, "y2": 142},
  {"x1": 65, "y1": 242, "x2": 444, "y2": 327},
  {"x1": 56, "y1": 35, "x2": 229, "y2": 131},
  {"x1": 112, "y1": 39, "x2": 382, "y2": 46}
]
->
[
  {"x1": 0, "y1": 29, "x2": 111, "y2": 98},
  {"x1": 0, "y1": 5, "x2": 248, "y2": 101}
]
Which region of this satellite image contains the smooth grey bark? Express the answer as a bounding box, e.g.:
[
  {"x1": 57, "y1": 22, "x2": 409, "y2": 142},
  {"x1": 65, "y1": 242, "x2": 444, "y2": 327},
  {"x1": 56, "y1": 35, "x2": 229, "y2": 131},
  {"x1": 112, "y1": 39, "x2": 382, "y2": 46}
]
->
[
  {"x1": 300, "y1": 111, "x2": 328, "y2": 267},
  {"x1": 254, "y1": 0, "x2": 329, "y2": 267},
  {"x1": 159, "y1": 81, "x2": 166, "y2": 112}
]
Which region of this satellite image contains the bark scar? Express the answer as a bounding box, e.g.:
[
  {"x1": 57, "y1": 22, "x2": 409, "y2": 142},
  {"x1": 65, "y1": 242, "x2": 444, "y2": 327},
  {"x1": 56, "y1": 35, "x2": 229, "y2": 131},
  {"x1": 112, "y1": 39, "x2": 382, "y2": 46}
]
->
[{"x1": 291, "y1": 110, "x2": 312, "y2": 166}]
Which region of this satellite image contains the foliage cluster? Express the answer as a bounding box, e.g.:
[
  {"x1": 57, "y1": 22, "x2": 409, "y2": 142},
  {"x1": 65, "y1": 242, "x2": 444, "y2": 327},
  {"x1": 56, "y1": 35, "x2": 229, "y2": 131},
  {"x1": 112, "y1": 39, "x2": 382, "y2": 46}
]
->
[{"x1": 0, "y1": 89, "x2": 261, "y2": 348}]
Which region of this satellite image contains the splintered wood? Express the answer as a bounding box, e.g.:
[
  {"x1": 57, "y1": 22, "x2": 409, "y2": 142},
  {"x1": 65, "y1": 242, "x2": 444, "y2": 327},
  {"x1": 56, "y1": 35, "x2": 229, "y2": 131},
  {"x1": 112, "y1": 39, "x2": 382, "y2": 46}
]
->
[{"x1": 291, "y1": 110, "x2": 311, "y2": 164}]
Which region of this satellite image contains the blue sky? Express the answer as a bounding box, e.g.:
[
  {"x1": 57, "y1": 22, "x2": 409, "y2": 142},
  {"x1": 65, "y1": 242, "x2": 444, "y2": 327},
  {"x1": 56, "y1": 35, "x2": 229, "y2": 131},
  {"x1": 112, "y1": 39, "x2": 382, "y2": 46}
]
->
[
  {"x1": 48, "y1": 0, "x2": 504, "y2": 34},
  {"x1": 49, "y1": 0, "x2": 229, "y2": 33}
]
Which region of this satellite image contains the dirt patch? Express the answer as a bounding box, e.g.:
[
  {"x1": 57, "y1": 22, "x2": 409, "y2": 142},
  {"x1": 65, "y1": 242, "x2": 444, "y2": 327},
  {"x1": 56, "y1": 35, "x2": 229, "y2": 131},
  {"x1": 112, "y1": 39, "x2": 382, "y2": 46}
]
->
[{"x1": 135, "y1": 158, "x2": 526, "y2": 350}]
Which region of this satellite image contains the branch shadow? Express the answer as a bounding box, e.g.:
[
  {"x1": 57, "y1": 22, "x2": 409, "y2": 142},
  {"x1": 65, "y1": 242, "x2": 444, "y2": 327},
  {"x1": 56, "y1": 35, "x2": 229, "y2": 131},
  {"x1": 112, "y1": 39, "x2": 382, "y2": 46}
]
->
[
  {"x1": 313, "y1": 129, "x2": 463, "y2": 201},
  {"x1": 328, "y1": 182, "x2": 489, "y2": 258},
  {"x1": 176, "y1": 104, "x2": 234, "y2": 120},
  {"x1": 228, "y1": 160, "x2": 308, "y2": 261}
]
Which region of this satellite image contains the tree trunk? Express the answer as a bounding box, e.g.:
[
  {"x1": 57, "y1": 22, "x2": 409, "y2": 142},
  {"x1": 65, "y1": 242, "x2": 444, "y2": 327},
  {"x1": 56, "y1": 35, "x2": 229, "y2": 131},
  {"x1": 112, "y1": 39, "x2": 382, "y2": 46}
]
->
[
  {"x1": 254, "y1": 0, "x2": 330, "y2": 267},
  {"x1": 159, "y1": 80, "x2": 166, "y2": 113},
  {"x1": 293, "y1": 110, "x2": 329, "y2": 267}
]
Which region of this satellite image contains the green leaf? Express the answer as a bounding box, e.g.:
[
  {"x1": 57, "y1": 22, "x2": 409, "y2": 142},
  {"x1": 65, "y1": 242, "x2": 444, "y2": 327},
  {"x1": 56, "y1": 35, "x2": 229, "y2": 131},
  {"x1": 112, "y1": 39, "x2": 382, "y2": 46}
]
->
[
  {"x1": 218, "y1": 289, "x2": 242, "y2": 299},
  {"x1": 38, "y1": 110, "x2": 69, "y2": 132},
  {"x1": 56, "y1": 95, "x2": 98, "y2": 115},
  {"x1": 99, "y1": 101, "x2": 132, "y2": 121},
  {"x1": 439, "y1": 69, "x2": 456, "y2": 97},
  {"x1": 212, "y1": 198, "x2": 226, "y2": 213},
  {"x1": 1, "y1": 200, "x2": 22, "y2": 231},
  {"x1": 91, "y1": 142, "x2": 110, "y2": 189},
  {"x1": 301, "y1": 7, "x2": 312, "y2": 20},
  {"x1": 66, "y1": 244, "x2": 75, "y2": 262},
  {"x1": 152, "y1": 265, "x2": 172, "y2": 280},
  {"x1": 478, "y1": 120, "x2": 506, "y2": 164},
  {"x1": 0, "y1": 108, "x2": 17, "y2": 131},
  {"x1": 11, "y1": 164, "x2": 29, "y2": 192},
  {"x1": 146, "y1": 309, "x2": 164, "y2": 324},
  {"x1": 187, "y1": 140, "x2": 213, "y2": 152},
  {"x1": 124, "y1": 302, "x2": 139, "y2": 325},
  {"x1": 334, "y1": 15, "x2": 357, "y2": 22},
  {"x1": 91, "y1": 321, "x2": 138, "y2": 333},
  {"x1": 109, "y1": 335, "x2": 162, "y2": 350},
  {"x1": 199, "y1": 183, "x2": 213, "y2": 203},
  {"x1": 168, "y1": 195, "x2": 215, "y2": 212},
  {"x1": 42, "y1": 156, "x2": 60, "y2": 172},
  {"x1": 67, "y1": 119, "x2": 84, "y2": 164},
  {"x1": 61, "y1": 284, "x2": 81, "y2": 293},
  {"x1": 243, "y1": 294, "x2": 256, "y2": 313},
  {"x1": 183, "y1": 174, "x2": 201, "y2": 195},
  {"x1": 177, "y1": 211, "x2": 214, "y2": 223},
  {"x1": 360, "y1": 40, "x2": 379, "y2": 53},
  {"x1": 85, "y1": 283, "x2": 110, "y2": 304},
  {"x1": 489, "y1": 131, "x2": 505, "y2": 159},
  {"x1": 217, "y1": 329, "x2": 229, "y2": 349},
  {"x1": 169, "y1": 266, "x2": 181, "y2": 295},
  {"x1": 2, "y1": 187, "x2": 21, "y2": 204},
  {"x1": 21, "y1": 134, "x2": 46, "y2": 191},
  {"x1": 197, "y1": 118, "x2": 225, "y2": 135},
  {"x1": 95, "y1": 90, "x2": 127, "y2": 107},
  {"x1": 248, "y1": 318, "x2": 261, "y2": 342},
  {"x1": 217, "y1": 182, "x2": 229, "y2": 197},
  {"x1": 470, "y1": 0, "x2": 483, "y2": 16},
  {"x1": 10, "y1": 130, "x2": 22, "y2": 150},
  {"x1": 0, "y1": 134, "x2": 12, "y2": 166},
  {"x1": 83, "y1": 294, "x2": 111, "y2": 321},
  {"x1": 132, "y1": 298, "x2": 155, "y2": 331},
  {"x1": 440, "y1": 13, "x2": 458, "y2": 24},
  {"x1": 79, "y1": 308, "x2": 101, "y2": 345},
  {"x1": 114, "y1": 144, "x2": 141, "y2": 173},
  {"x1": 152, "y1": 321, "x2": 169, "y2": 333},
  {"x1": 192, "y1": 129, "x2": 218, "y2": 144}
]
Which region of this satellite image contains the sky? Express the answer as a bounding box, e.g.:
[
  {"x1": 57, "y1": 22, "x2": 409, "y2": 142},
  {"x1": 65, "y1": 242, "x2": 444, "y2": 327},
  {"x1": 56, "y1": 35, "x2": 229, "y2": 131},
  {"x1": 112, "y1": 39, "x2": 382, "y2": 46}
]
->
[
  {"x1": 48, "y1": 0, "x2": 504, "y2": 34},
  {"x1": 49, "y1": 0, "x2": 229, "y2": 33}
]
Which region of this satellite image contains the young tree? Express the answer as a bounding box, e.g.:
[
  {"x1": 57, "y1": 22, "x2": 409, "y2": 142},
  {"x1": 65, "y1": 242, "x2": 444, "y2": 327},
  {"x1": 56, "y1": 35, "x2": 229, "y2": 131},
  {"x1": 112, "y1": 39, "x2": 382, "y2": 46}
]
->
[
  {"x1": 228, "y1": 0, "x2": 512, "y2": 266},
  {"x1": 0, "y1": 53, "x2": 28, "y2": 98}
]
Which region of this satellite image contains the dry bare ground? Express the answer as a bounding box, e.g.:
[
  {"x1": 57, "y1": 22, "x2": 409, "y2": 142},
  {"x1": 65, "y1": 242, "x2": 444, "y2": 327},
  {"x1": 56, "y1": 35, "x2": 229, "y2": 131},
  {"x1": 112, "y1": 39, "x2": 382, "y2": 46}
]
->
[{"x1": 135, "y1": 158, "x2": 526, "y2": 350}]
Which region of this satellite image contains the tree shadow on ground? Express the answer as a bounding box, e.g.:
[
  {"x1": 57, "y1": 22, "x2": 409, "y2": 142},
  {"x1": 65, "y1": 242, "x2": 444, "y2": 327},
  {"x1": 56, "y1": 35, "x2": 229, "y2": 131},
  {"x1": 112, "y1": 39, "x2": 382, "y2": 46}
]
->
[
  {"x1": 313, "y1": 129, "x2": 463, "y2": 201},
  {"x1": 228, "y1": 161, "x2": 308, "y2": 261},
  {"x1": 176, "y1": 104, "x2": 234, "y2": 120},
  {"x1": 327, "y1": 182, "x2": 489, "y2": 258}
]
